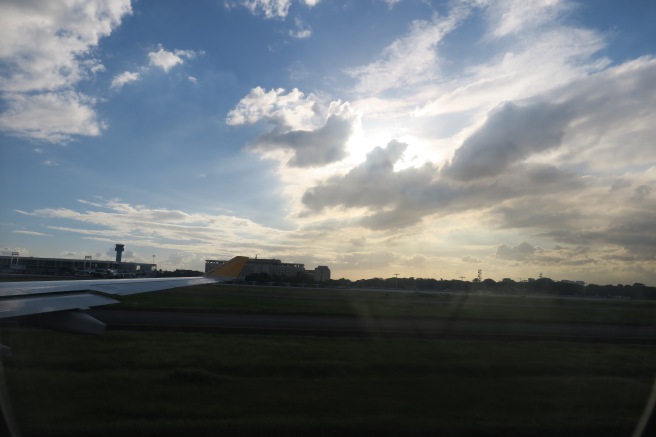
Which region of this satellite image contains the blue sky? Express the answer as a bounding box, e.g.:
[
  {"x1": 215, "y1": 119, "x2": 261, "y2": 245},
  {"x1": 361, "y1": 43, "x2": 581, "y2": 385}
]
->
[{"x1": 1, "y1": 0, "x2": 655, "y2": 285}]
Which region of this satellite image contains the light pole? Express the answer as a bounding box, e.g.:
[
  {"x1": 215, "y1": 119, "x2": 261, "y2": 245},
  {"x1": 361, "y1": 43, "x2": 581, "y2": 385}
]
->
[
  {"x1": 152, "y1": 255, "x2": 156, "y2": 271},
  {"x1": 394, "y1": 273, "x2": 399, "y2": 289}
]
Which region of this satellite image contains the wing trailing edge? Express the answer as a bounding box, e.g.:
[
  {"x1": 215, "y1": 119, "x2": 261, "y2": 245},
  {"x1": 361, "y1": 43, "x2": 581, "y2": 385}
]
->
[{"x1": 0, "y1": 256, "x2": 249, "y2": 356}]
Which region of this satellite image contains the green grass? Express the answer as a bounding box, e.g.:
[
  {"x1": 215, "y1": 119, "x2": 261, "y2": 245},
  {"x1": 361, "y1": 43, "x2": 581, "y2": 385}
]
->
[
  {"x1": 2, "y1": 329, "x2": 655, "y2": 436},
  {"x1": 3, "y1": 284, "x2": 656, "y2": 435},
  {"x1": 113, "y1": 284, "x2": 656, "y2": 325}
]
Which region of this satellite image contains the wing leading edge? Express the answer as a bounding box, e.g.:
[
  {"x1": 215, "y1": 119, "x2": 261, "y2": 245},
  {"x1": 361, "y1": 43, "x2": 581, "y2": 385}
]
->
[{"x1": 0, "y1": 256, "x2": 248, "y2": 356}]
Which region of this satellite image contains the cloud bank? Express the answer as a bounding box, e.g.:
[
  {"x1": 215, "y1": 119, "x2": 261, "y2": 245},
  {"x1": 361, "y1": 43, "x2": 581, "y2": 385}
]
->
[
  {"x1": 0, "y1": 0, "x2": 132, "y2": 142},
  {"x1": 228, "y1": 87, "x2": 359, "y2": 168}
]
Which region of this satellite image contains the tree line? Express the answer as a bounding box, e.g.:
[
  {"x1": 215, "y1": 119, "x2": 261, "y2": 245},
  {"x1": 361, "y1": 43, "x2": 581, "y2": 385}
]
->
[
  {"x1": 154, "y1": 269, "x2": 654, "y2": 300},
  {"x1": 323, "y1": 276, "x2": 656, "y2": 300}
]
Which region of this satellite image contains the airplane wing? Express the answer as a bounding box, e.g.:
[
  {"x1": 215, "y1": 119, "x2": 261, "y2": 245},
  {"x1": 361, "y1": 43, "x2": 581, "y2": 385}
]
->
[{"x1": 0, "y1": 256, "x2": 248, "y2": 356}]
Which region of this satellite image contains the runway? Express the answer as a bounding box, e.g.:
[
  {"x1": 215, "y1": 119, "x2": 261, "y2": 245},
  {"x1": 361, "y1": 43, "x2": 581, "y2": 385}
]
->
[{"x1": 89, "y1": 309, "x2": 656, "y2": 342}]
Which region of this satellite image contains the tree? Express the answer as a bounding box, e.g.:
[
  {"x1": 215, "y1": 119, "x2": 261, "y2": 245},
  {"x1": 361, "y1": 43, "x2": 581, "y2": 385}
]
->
[
  {"x1": 483, "y1": 278, "x2": 497, "y2": 289},
  {"x1": 245, "y1": 272, "x2": 272, "y2": 283}
]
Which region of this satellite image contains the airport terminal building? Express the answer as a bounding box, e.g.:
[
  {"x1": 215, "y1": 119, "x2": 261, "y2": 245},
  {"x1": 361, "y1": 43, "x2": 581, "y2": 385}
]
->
[
  {"x1": 0, "y1": 254, "x2": 156, "y2": 276},
  {"x1": 205, "y1": 258, "x2": 331, "y2": 282},
  {"x1": 1, "y1": 248, "x2": 329, "y2": 282}
]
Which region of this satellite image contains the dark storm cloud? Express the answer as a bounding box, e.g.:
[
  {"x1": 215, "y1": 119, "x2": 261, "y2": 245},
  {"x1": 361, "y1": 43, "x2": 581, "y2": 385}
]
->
[
  {"x1": 542, "y1": 213, "x2": 656, "y2": 261},
  {"x1": 302, "y1": 140, "x2": 424, "y2": 211},
  {"x1": 540, "y1": 57, "x2": 656, "y2": 170},
  {"x1": 495, "y1": 242, "x2": 597, "y2": 266},
  {"x1": 495, "y1": 242, "x2": 537, "y2": 260},
  {"x1": 303, "y1": 138, "x2": 584, "y2": 230},
  {"x1": 443, "y1": 101, "x2": 571, "y2": 181},
  {"x1": 528, "y1": 172, "x2": 656, "y2": 261},
  {"x1": 257, "y1": 112, "x2": 356, "y2": 167},
  {"x1": 490, "y1": 200, "x2": 584, "y2": 231},
  {"x1": 301, "y1": 93, "x2": 590, "y2": 228}
]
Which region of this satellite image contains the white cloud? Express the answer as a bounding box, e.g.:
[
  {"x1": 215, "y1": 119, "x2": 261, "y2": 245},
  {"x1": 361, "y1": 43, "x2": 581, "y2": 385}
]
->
[
  {"x1": 0, "y1": 0, "x2": 132, "y2": 142},
  {"x1": 14, "y1": 230, "x2": 53, "y2": 237},
  {"x1": 110, "y1": 71, "x2": 141, "y2": 90},
  {"x1": 289, "y1": 28, "x2": 312, "y2": 39},
  {"x1": 89, "y1": 63, "x2": 106, "y2": 74},
  {"x1": 16, "y1": 199, "x2": 294, "y2": 260},
  {"x1": 0, "y1": 91, "x2": 105, "y2": 143},
  {"x1": 0, "y1": 0, "x2": 132, "y2": 93},
  {"x1": 110, "y1": 47, "x2": 199, "y2": 91},
  {"x1": 148, "y1": 46, "x2": 197, "y2": 72},
  {"x1": 235, "y1": 0, "x2": 292, "y2": 18},
  {"x1": 226, "y1": 87, "x2": 319, "y2": 130},
  {"x1": 289, "y1": 18, "x2": 312, "y2": 39},
  {"x1": 347, "y1": 5, "x2": 471, "y2": 95},
  {"x1": 486, "y1": 0, "x2": 571, "y2": 39},
  {"x1": 415, "y1": 26, "x2": 608, "y2": 119},
  {"x1": 255, "y1": 101, "x2": 358, "y2": 168},
  {"x1": 383, "y1": 0, "x2": 402, "y2": 8},
  {"x1": 228, "y1": 87, "x2": 359, "y2": 167},
  {"x1": 545, "y1": 57, "x2": 656, "y2": 172},
  {"x1": 228, "y1": 0, "x2": 319, "y2": 19},
  {"x1": 348, "y1": 0, "x2": 606, "y2": 126}
]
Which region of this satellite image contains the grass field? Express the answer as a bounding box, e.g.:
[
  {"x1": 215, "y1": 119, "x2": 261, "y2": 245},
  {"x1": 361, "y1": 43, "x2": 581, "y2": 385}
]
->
[
  {"x1": 2, "y1": 328, "x2": 656, "y2": 437},
  {"x1": 113, "y1": 283, "x2": 656, "y2": 325},
  {"x1": 2, "y1": 284, "x2": 656, "y2": 436}
]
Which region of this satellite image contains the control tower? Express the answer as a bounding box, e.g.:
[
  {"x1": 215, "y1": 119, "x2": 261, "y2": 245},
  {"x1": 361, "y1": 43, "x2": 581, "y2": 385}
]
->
[{"x1": 115, "y1": 244, "x2": 125, "y2": 263}]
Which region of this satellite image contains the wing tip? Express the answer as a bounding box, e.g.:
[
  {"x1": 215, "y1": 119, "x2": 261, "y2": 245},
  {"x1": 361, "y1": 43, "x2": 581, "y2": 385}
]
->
[{"x1": 205, "y1": 256, "x2": 249, "y2": 279}]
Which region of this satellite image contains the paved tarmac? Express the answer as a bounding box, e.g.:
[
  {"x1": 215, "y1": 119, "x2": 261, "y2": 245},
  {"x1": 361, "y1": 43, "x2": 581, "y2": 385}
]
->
[{"x1": 89, "y1": 309, "x2": 656, "y2": 342}]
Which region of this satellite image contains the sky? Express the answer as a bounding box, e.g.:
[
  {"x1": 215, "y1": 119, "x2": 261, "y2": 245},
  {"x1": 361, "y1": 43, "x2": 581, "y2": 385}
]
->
[{"x1": 1, "y1": 0, "x2": 655, "y2": 285}]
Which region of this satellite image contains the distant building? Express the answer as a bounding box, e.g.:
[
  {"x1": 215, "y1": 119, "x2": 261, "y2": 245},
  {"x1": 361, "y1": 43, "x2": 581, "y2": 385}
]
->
[
  {"x1": 311, "y1": 266, "x2": 331, "y2": 282},
  {"x1": 205, "y1": 258, "x2": 331, "y2": 282},
  {"x1": 0, "y1": 255, "x2": 155, "y2": 276},
  {"x1": 562, "y1": 280, "x2": 585, "y2": 287}
]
